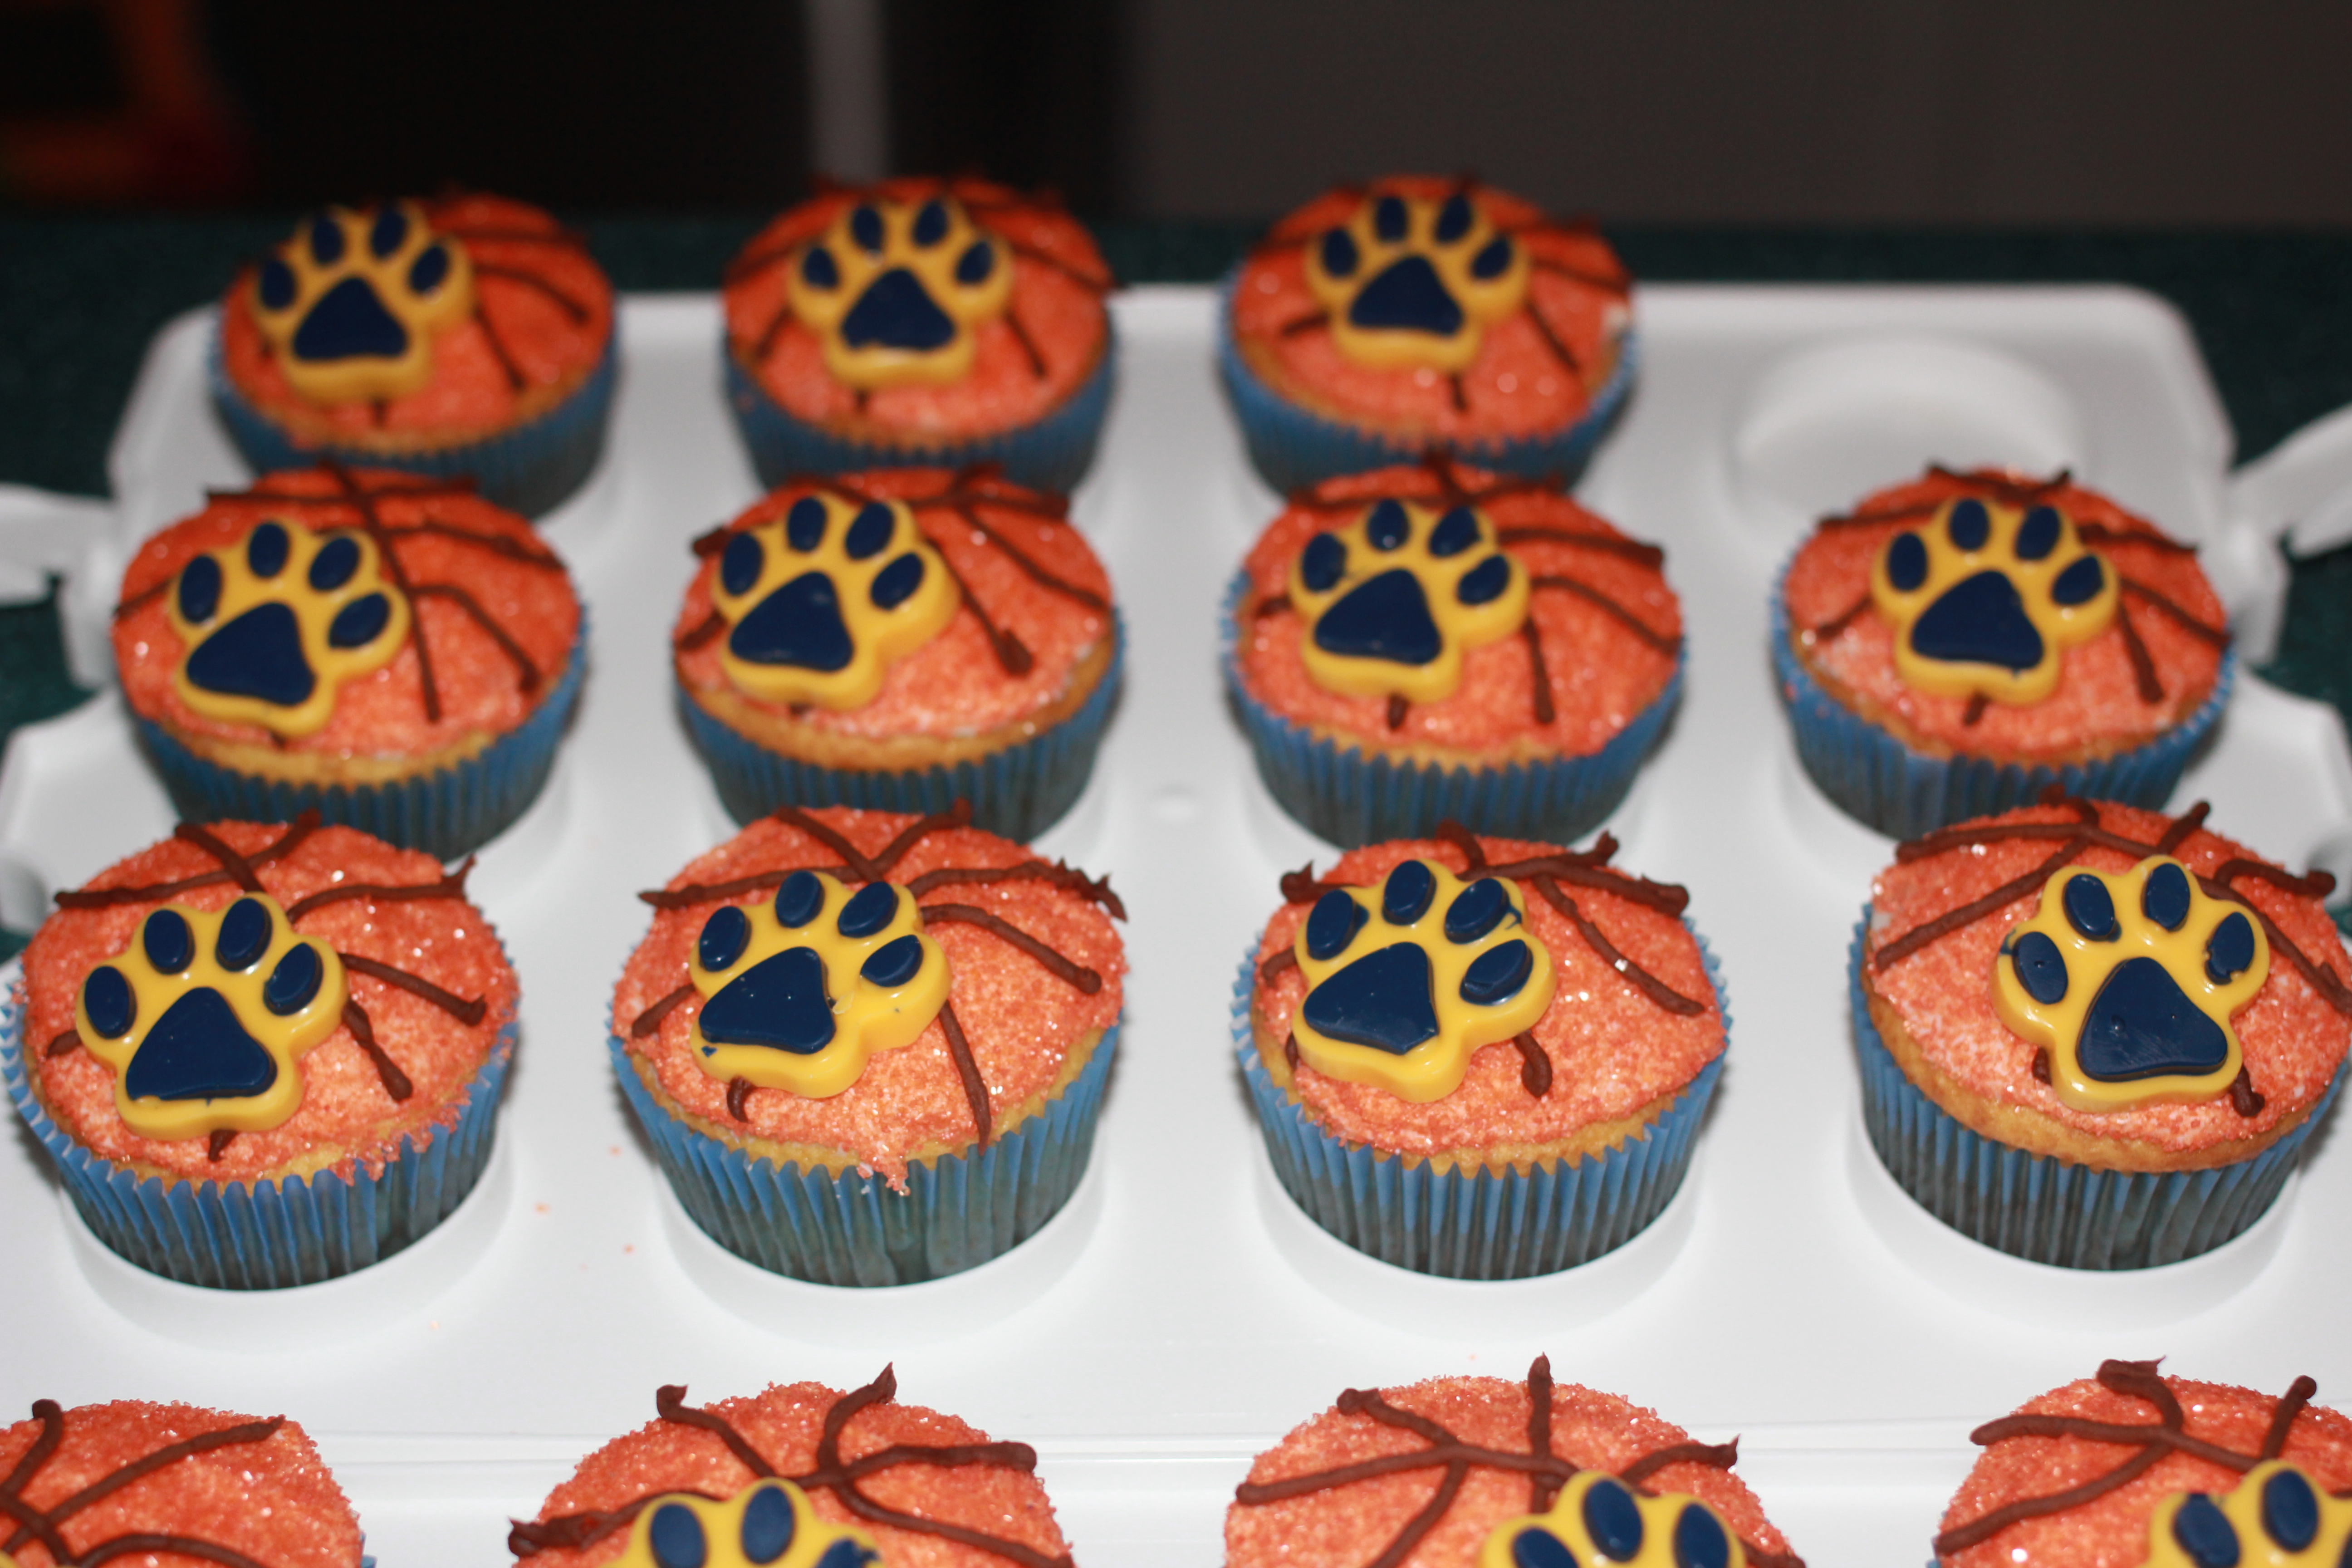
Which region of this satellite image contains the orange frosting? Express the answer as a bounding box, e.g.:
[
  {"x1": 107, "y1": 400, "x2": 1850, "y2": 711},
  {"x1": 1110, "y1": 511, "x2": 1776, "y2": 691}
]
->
[
  {"x1": 1866, "y1": 803, "x2": 2351, "y2": 1157},
  {"x1": 1251, "y1": 834, "x2": 1723, "y2": 1160},
  {"x1": 1226, "y1": 1373, "x2": 1792, "y2": 1568},
  {"x1": 723, "y1": 177, "x2": 1112, "y2": 441},
  {"x1": 1235, "y1": 464, "x2": 1681, "y2": 759},
  {"x1": 115, "y1": 466, "x2": 581, "y2": 761},
  {"x1": 673, "y1": 469, "x2": 1115, "y2": 740},
  {"x1": 615, "y1": 809, "x2": 1125, "y2": 1187},
  {"x1": 1230, "y1": 177, "x2": 1631, "y2": 441},
  {"x1": 1783, "y1": 470, "x2": 2227, "y2": 761},
  {"x1": 18, "y1": 821, "x2": 517, "y2": 1183},
  {"x1": 219, "y1": 193, "x2": 612, "y2": 442},
  {"x1": 1939, "y1": 1373, "x2": 2352, "y2": 1568}
]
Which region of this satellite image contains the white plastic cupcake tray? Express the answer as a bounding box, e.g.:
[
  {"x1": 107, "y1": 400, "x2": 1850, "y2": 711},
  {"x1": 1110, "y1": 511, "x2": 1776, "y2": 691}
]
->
[{"x1": 4, "y1": 286, "x2": 2352, "y2": 1568}]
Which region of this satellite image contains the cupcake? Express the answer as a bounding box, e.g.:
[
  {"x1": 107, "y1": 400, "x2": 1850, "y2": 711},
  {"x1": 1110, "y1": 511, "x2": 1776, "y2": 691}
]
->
[
  {"x1": 611, "y1": 803, "x2": 1125, "y2": 1286},
  {"x1": 510, "y1": 1370, "x2": 1070, "y2": 1568},
  {"x1": 214, "y1": 191, "x2": 616, "y2": 517},
  {"x1": 1855, "y1": 794, "x2": 2352, "y2": 1268},
  {"x1": 721, "y1": 177, "x2": 1116, "y2": 492},
  {"x1": 1227, "y1": 1356, "x2": 1800, "y2": 1568},
  {"x1": 1935, "y1": 1360, "x2": 2352, "y2": 1568},
  {"x1": 4, "y1": 816, "x2": 519, "y2": 1288},
  {"x1": 1225, "y1": 456, "x2": 1681, "y2": 848},
  {"x1": 673, "y1": 466, "x2": 1118, "y2": 842},
  {"x1": 1238, "y1": 823, "x2": 1724, "y2": 1279},
  {"x1": 1220, "y1": 176, "x2": 1635, "y2": 494},
  {"x1": 0, "y1": 1397, "x2": 363, "y2": 1566},
  {"x1": 1776, "y1": 465, "x2": 2233, "y2": 838},
  {"x1": 115, "y1": 465, "x2": 585, "y2": 860}
]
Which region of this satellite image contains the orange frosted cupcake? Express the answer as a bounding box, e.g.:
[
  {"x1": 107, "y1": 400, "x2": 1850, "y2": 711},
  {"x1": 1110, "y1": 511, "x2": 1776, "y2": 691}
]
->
[
  {"x1": 611, "y1": 804, "x2": 1125, "y2": 1285},
  {"x1": 115, "y1": 465, "x2": 584, "y2": 859},
  {"x1": 1854, "y1": 795, "x2": 2352, "y2": 1267},
  {"x1": 673, "y1": 466, "x2": 1118, "y2": 842},
  {"x1": 1221, "y1": 176, "x2": 1635, "y2": 493},
  {"x1": 5, "y1": 817, "x2": 518, "y2": 1287},
  {"x1": 214, "y1": 191, "x2": 616, "y2": 515},
  {"x1": 0, "y1": 1398, "x2": 363, "y2": 1568},
  {"x1": 1227, "y1": 1357, "x2": 1800, "y2": 1568},
  {"x1": 1237, "y1": 824, "x2": 1724, "y2": 1278},
  {"x1": 1934, "y1": 1360, "x2": 2352, "y2": 1568},
  {"x1": 1776, "y1": 466, "x2": 2233, "y2": 837},
  {"x1": 1225, "y1": 456, "x2": 1681, "y2": 847},
  {"x1": 510, "y1": 1371, "x2": 1070, "y2": 1568},
  {"x1": 722, "y1": 177, "x2": 1115, "y2": 492}
]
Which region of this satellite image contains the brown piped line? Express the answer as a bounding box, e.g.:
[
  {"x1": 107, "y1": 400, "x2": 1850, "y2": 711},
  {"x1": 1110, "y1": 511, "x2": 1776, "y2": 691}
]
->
[
  {"x1": 1526, "y1": 1354, "x2": 1558, "y2": 1512},
  {"x1": 341, "y1": 996, "x2": 414, "y2": 1101},
  {"x1": 1530, "y1": 575, "x2": 1681, "y2": 654},
  {"x1": 677, "y1": 608, "x2": 725, "y2": 652},
  {"x1": 471, "y1": 261, "x2": 591, "y2": 323},
  {"x1": 1512, "y1": 1030, "x2": 1552, "y2": 1096},
  {"x1": 1622, "y1": 1438, "x2": 1742, "y2": 1487},
  {"x1": 769, "y1": 804, "x2": 886, "y2": 881},
  {"x1": 752, "y1": 299, "x2": 797, "y2": 367},
  {"x1": 1522, "y1": 295, "x2": 1581, "y2": 373},
  {"x1": 2229, "y1": 1065, "x2": 2266, "y2": 1117},
  {"x1": 2212, "y1": 858, "x2": 2338, "y2": 901},
  {"x1": 721, "y1": 240, "x2": 794, "y2": 287},
  {"x1": 2077, "y1": 521, "x2": 2199, "y2": 555},
  {"x1": 937, "y1": 998, "x2": 993, "y2": 1144},
  {"x1": 1525, "y1": 253, "x2": 1633, "y2": 295},
  {"x1": 656, "y1": 1383, "x2": 779, "y2": 1479},
  {"x1": 1810, "y1": 591, "x2": 1874, "y2": 642},
  {"x1": 1, "y1": 1410, "x2": 285, "y2": 1558},
  {"x1": 412, "y1": 582, "x2": 542, "y2": 691},
  {"x1": 284, "y1": 861, "x2": 472, "y2": 924},
  {"x1": 1875, "y1": 837, "x2": 2089, "y2": 971},
  {"x1": 920, "y1": 904, "x2": 1101, "y2": 993},
  {"x1": 1448, "y1": 372, "x2": 1469, "y2": 413},
  {"x1": 2120, "y1": 575, "x2": 2232, "y2": 647},
  {"x1": 1279, "y1": 864, "x2": 1352, "y2": 904},
  {"x1": 1000, "y1": 235, "x2": 1114, "y2": 294},
  {"x1": 869, "y1": 800, "x2": 972, "y2": 875},
  {"x1": 340, "y1": 951, "x2": 487, "y2": 1025},
  {"x1": 112, "y1": 579, "x2": 169, "y2": 620},
  {"x1": 1279, "y1": 311, "x2": 1329, "y2": 337},
  {"x1": 944, "y1": 500, "x2": 1111, "y2": 612},
  {"x1": 2032, "y1": 1049, "x2": 2052, "y2": 1084},
  {"x1": 1481, "y1": 853, "x2": 1691, "y2": 916},
  {"x1": 1435, "y1": 819, "x2": 1489, "y2": 870},
  {"x1": 173, "y1": 822, "x2": 264, "y2": 892},
  {"x1": 2156, "y1": 801, "x2": 2210, "y2": 853},
  {"x1": 473, "y1": 299, "x2": 528, "y2": 392},
  {"x1": 1962, "y1": 692, "x2": 1989, "y2": 728},
  {"x1": 1497, "y1": 525, "x2": 1665, "y2": 570},
  {"x1": 1283, "y1": 1031, "x2": 1299, "y2": 1072},
  {"x1": 326, "y1": 460, "x2": 442, "y2": 722},
  {"x1": 1003, "y1": 306, "x2": 1048, "y2": 379},
  {"x1": 57, "y1": 814, "x2": 321, "y2": 909},
  {"x1": 2112, "y1": 596, "x2": 2165, "y2": 703},
  {"x1": 1259, "y1": 946, "x2": 1299, "y2": 985},
  {"x1": 45, "y1": 1030, "x2": 79, "y2": 1058},
  {"x1": 1818, "y1": 501, "x2": 1937, "y2": 531},
  {"x1": 2262, "y1": 1377, "x2": 2318, "y2": 1459},
  {"x1": 1254, "y1": 591, "x2": 1292, "y2": 619},
  {"x1": 206, "y1": 1128, "x2": 235, "y2": 1162},
  {"x1": 1529, "y1": 875, "x2": 1708, "y2": 1015},
  {"x1": 385, "y1": 518, "x2": 567, "y2": 568},
  {"x1": 1387, "y1": 693, "x2": 1410, "y2": 730},
  {"x1": 632, "y1": 983, "x2": 697, "y2": 1039},
  {"x1": 932, "y1": 545, "x2": 1033, "y2": 675},
  {"x1": 725, "y1": 1076, "x2": 754, "y2": 1122},
  {"x1": 903, "y1": 860, "x2": 1125, "y2": 921},
  {"x1": 1522, "y1": 617, "x2": 1556, "y2": 725}
]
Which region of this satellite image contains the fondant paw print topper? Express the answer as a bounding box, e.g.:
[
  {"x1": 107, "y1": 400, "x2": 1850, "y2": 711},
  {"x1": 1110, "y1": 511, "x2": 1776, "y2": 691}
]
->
[
  {"x1": 251, "y1": 201, "x2": 475, "y2": 404},
  {"x1": 612, "y1": 1478, "x2": 879, "y2": 1568},
  {"x1": 1484, "y1": 1470, "x2": 1747, "y2": 1568},
  {"x1": 785, "y1": 192, "x2": 1013, "y2": 389},
  {"x1": 2145, "y1": 1460, "x2": 2352, "y2": 1568},
  {"x1": 1288, "y1": 496, "x2": 1529, "y2": 706},
  {"x1": 1303, "y1": 189, "x2": 1530, "y2": 372}
]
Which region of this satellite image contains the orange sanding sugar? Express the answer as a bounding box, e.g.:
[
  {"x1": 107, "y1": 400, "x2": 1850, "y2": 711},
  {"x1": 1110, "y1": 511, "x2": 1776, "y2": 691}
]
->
[
  {"x1": 18, "y1": 821, "x2": 515, "y2": 1183},
  {"x1": 114, "y1": 466, "x2": 581, "y2": 761},
  {"x1": 673, "y1": 468, "x2": 1115, "y2": 738},
  {"x1": 1227, "y1": 1372, "x2": 1792, "y2": 1568},
  {"x1": 1783, "y1": 470, "x2": 2228, "y2": 760},
  {"x1": 1230, "y1": 177, "x2": 1631, "y2": 441},
  {"x1": 615, "y1": 808, "x2": 1125, "y2": 1186},
  {"x1": 1939, "y1": 1372, "x2": 2352, "y2": 1568},
  {"x1": 723, "y1": 177, "x2": 1111, "y2": 439},
  {"x1": 523, "y1": 1380, "x2": 1068, "y2": 1568},
  {"x1": 1236, "y1": 463, "x2": 1680, "y2": 757},
  {"x1": 220, "y1": 192, "x2": 612, "y2": 440},
  {"x1": 1866, "y1": 802, "x2": 2351, "y2": 1157},
  {"x1": 0, "y1": 1401, "x2": 360, "y2": 1568},
  {"x1": 1252, "y1": 833, "x2": 1722, "y2": 1159}
]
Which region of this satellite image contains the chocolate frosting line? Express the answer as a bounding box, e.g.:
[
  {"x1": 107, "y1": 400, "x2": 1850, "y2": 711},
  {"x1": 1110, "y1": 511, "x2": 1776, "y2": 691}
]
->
[
  {"x1": 78, "y1": 1533, "x2": 272, "y2": 1568},
  {"x1": 904, "y1": 862, "x2": 1126, "y2": 920},
  {"x1": 2121, "y1": 576, "x2": 2232, "y2": 647},
  {"x1": 936, "y1": 998, "x2": 993, "y2": 1145},
  {"x1": 1434, "y1": 820, "x2": 1489, "y2": 870},
  {"x1": 930, "y1": 544, "x2": 1033, "y2": 675},
  {"x1": 325, "y1": 459, "x2": 442, "y2": 723},
  {"x1": 475, "y1": 300, "x2": 528, "y2": 392},
  {"x1": 1520, "y1": 618, "x2": 1557, "y2": 725},
  {"x1": 113, "y1": 579, "x2": 169, "y2": 620},
  {"x1": 1812, "y1": 590, "x2": 1874, "y2": 642},
  {"x1": 1259, "y1": 946, "x2": 1299, "y2": 986},
  {"x1": 1497, "y1": 525, "x2": 1664, "y2": 569},
  {"x1": 2112, "y1": 596, "x2": 2166, "y2": 702},
  {"x1": 471, "y1": 261, "x2": 591, "y2": 323},
  {"x1": 655, "y1": 1384, "x2": 779, "y2": 1479},
  {"x1": 752, "y1": 299, "x2": 795, "y2": 364},
  {"x1": 1526, "y1": 253, "x2": 1633, "y2": 295},
  {"x1": 411, "y1": 583, "x2": 542, "y2": 692},
  {"x1": 342, "y1": 997, "x2": 415, "y2": 1102},
  {"x1": 174, "y1": 822, "x2": 265, "y2": 892},
  {"x1": 2262, "y1": 1377, "x2": 2319, "y2": 1459},
  {"x1": 1622, "y1": 1439, "x2": 1741, "y2": 1486},
  {"x1": 1521, "y1": 299, "x2": 1580, "y2": 375},
  {"x1": 676, "y1": 608, "x2": 725, "y2": 652},
  {"x1": 2229, "y1": 1066, "x2": 2266, "y2": 1118},
  {"x1": 2157, "y1": 803, "x2": 2213, "y2": 853},
  {"x1": 999, "y1": 235, "x2": 1114, "y2": 295},
  {"x1": 1002, "y1": 306, "x2": 1048, "y2": 379},
  {"x1": 1512, "y1": 1031, "x2": 1553, "y2": 1097},
  {"x1": 769, "y1": 805, "x2": 887, "y2": 880},
  {"x1": 1876, "y1": 837, "x2": 2090, "y2": 971},
  {"x1": 631, "y1": 983, "x2": 697, "y2": 1038},
  {"x1": 919, "y1": 904, "x2": 1102, "y2": 993},
  {"x1": 1529, "y1": 576, "x2": 1681, "y2": 654},
  {"x1": 340, "y1": 951, "x2": 488, "y2": 1025},
  {"x1": 2078, "y1": 521, "x2": 2200, "y2": 555},
  {"x1": 1529, "y1": 875, "x2": 1708, "y2": 1016},
  {"x1": 284, "y1": 860, "x2": 474, "y2": 923},
  {"x1": 55, "y1": 812, "x2": 318, "y2": 907},
  {"x1": 1387, "y1": 695, "x2": 1410, "y2": 731},
  {"x1": 1526, "y1": 1354, "x2": 1561, "y2": 1512},
  {"x1": 1818, "y1": 467, "x2": 2073, "y2": 531},
  {"x1": 943, "y1": 499, "x2": 1111, "y2": 612},
  {"x1": 725, "y1": 1077, "x2": 754, "y2": 1121},
  {"x1": 44, "y1": 1030, "x2": 79, "y2": 1058},
  {"x1": 383, "y1": 519, "x2": 567, "y2": 568},
  {"x1": 1279, "y1": 311, "x2": 1328, "y2": 338},
  {"x1": 2, "y1": 1410, "x2": 285, "y2": 1555}
]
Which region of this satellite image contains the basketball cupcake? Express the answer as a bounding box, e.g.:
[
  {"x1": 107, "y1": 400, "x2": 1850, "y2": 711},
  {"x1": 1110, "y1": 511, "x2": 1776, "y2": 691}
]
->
[
  {"x1": 1935, "y1": 1360, "x2": 2352, "y2": 1568},
  {"x1": 674, "y1": 466, "x2": 1118, "y2": 841},
  {"x1": 4, "y1": 816, "x2": 518, "y2": 1288},
  {"x1": 214, "y1": 191, "x2": 616, "y2": 516},
  {"x1": 115, "y1": 465, "x2": 585, "y2": 860},
  {"x1": 1227, "y1": 1357, "x2": 1801, "y2": 1568},
  {"x1": 1225, "y1": 456, "x2": 1681, "y2": 848},
  {"x1": 1777, "y1": 466, "x2": 2232, "y2": 838},
  {"x1": 1238, "y1": 823, "x2": 1724, "y2": 1279},
  {"x1": 1221, "y1": 176, "x2": 1635, "y2": 494},
  {"x1": 721, "y1": 177, "x2": 1116, "y2": 492},
  {"x1": 611, "y1": 804, "x2": 1124, "y2": 1286},
  {"x1": 1855, "y1": 794, "x2": 2352, "y2": 1267}
]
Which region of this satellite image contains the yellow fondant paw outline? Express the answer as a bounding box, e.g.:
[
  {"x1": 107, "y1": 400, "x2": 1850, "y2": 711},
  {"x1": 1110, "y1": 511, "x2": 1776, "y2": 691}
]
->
[
  {"x1": 1303, "y1": 189, "x2": 1530, "y2": 372},
  {"x1": 784, "y1": 193, "x2": 1013, "y2": 389},
  {"x1": 712, "y1": 493, "x2": 959, "y2": 712},
  {"x1": 1868, "y1": 495, "x2": 2116, "y2": 705},
  {"x1": 1286, "y1": 497, "x2": 1529, "y2": 705},
  {"x1": 1291, "y1": 857, "x2": 1555, "y2": 1102},
  {"x1": 250, "y1": 201, "x2": 475, "y2": 404},
  {"x1": 1993, "y1": 854, "x2": 2269, "y2": 1112},
  {"x1": 612, "y1": 1480, "x2": 880, "y2": 1568},
  {"x1": 2146, "y1": 1461, "x2": 2352, "y2": 1568},
  {"x1": 689, "y1": 870, "x2": 950, "y2": 1098},
  {"x1": 1482, "y1": 1471, "x2": 1748, "y2": 1568},
  {"x1": 75, "y1": 894, "x2": 347, "y2": 1140},
  {"x1": 167, "y1": 516, "x2": 412, "y2": 738}
]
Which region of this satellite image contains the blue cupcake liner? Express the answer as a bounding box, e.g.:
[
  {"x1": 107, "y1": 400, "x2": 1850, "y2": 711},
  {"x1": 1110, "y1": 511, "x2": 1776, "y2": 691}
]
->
[
  {"x1": 724, "y1": 335, "x2": 1116, "y2": 495},
  {"x1": 1215, "y1": 271, "x2": 1638, "y2": 496},
  {"x1": 1770, "y1": 573, "x2": 2234, "y2": 840},
  {"x1": 136, "y1": 621, "x2": 586, "y2": 863},
  {"x1": 608, "y1": 1018, "x2": 1118, "y2": 1287},
  {"x1": 681, "y1": 616, "x2": 1121, "y2": 843},
  {"x1": 2, "y1": 980, "x2": 514, "y2": 1290},
  {"x1": 210, "y1": 328, "x2": 617, "y2": 519},
  {"x1": 1221, "y1": 572, "x2": 1678, "y2": 848},
  {"x1": 1232, "y1": 930, "x2": 1726, "y2": 1279},
  {"x1": 1848, "y1": 913, "x2": 2341, "y2": 1269}
]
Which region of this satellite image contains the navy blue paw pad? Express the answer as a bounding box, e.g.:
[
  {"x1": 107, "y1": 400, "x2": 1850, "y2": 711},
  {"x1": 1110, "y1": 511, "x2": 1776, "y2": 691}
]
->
[
  {"x1": 842, "y1": 267, "x2": 954, "y2": 352},
  {"x1": 2172, "y1": 1494, "x2": 2239, "y2": 1568},
  {"x1": 1314, "y1": 568, "x2": 1442, "y2": 666},
  {"x1": 730, "y1": 572, "x2": 853, "y2": 671},
  {"x1": 1673, "y1": 1504, "x2": 1734, "y2": 1568},
  {"x1": 123, "y1": 988, "x2": 279, "y2": 1101},
  {"x1": 1582, "y1": 1477, "x2": 1644, "y2": 1559},
  {"x1": 2078, "y1": 954, "x2": 2230, "y2": 1081},
  {"x1": 813, "y1": 1542, "x2": 877, "y2": 1568},
  {"x1": 2263, "y1": 1469, "x2": 2320, "y2": 1552},
  {"x1": 1910, "y1": 569, "x2": 2044, "y2": 671},
  {"x1": 700, "y1": 946, "x2": 836, "y2": 1055},
  {"x1": 186, "y1": 602, "x2": 317, "y2": 706},
  {"x1": 1459, "y1": 938, "x2": 1534, "y2": 1005},
  {"x1": 1509, "y1": 1529, "x2": 1574, "y2": 1568},
  {"x1": 1348, "y1": 255, "x2": 1465, "y2": 336},
  {"x1": 740, "y1": 1485, "x2": 795, "y2": 1563},
  {"x1": 1301, "y1": 942, "x2": 1439, "y2": 1055},
  {"x1": 647, "y1": 1503, "x2": 704, "y2": 1568},
  {"x1": 1305, "y1": 889, "x2": 1368, "y2": 960},
  {"x1": 292, "y1": 275, "x2": 408, "y2": 363}
]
